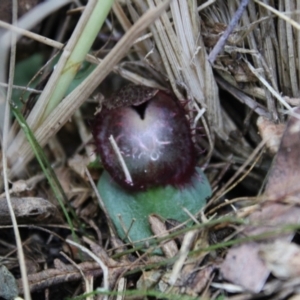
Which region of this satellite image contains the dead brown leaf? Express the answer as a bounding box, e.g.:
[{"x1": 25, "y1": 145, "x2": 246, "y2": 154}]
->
[
  {"x1": 220, "y1": 107, "x2": 300, "y2": 292},
  {"x1": 257, "y1": 116, "x2": 285, "y2": 155},
  {"x1": 220, "y1": 243, "x2": 269, "y2": 293},
  {"x1": 265, "y1": 107, "x2": 300, "y2": 203},
  {"x1": 148, "y1": 214, "x2": 178, "y2": 258},
  {"x1": 260, "y1": 241, "x2": 300, "y2": 279}
]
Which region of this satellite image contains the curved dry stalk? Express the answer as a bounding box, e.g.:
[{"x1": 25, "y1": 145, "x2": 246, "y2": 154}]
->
[{"x1": 2, "y1": 2, "x2": 32, "y2": 299}]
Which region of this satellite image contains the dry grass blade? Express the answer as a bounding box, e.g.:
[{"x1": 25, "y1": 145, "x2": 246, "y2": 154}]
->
[
  {"x1": 208, "y1": 140, "x2": 266, "y2": 207},
  {"x1": 198, "y1": 0, "x2": 216, "y2": 12},
  {"x1": 245, "y1": 60, "x2": 293, "y2": 112},
  {"x1": 108, "y1": 135, "x2": 133, "y2": 185},
  {"x1": 0, "y1": 20, "x2": 163, "y2": 89},
  {"x1": 2, "y1": 2, "x2": 31, "y2": 299},
  {"x1": 145, "y1": 0, "x2": 224, "y2": 139},
  {"x1": 254, "y1": 0, "x2": 300, "y2": 30}
]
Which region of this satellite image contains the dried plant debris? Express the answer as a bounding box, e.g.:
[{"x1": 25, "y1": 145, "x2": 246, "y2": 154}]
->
[
  {"x1": 264, "y1": 107, "x2": 300, "y2": 203},
  {"x1": 220, "y1": 243, "x2": 269, "y2": 293},
  {"x1": 3, "y1": 0, "x2": 300, "y2": 299},
  {"x1": 0, "y1": 197, "x2": 62, "y2": 224},
  {"x1": 257, "y1": 116, "x2": 285, "y2": 155},
  {"x1": 17, "y1": 260, "x2": 103, "y2": 294},
  {"x1": 260, "y1": 241, "x2": 300, "y2": 279},
  {"x1": 221, "y1": 107, "x2": 300, "y2": 293}
]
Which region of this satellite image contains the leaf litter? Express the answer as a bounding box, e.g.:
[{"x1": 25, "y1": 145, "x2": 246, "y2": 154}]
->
[{"x1": 1, "y1": 0, "x2": 300, "y2": 299}]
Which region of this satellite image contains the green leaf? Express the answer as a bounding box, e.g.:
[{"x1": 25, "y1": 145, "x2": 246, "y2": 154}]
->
[
  {"x1": 65, "y1": 61, "x2": 97, "y2": 95},
  {"x1": 13, "y1": 53, "x2": 43, "y2": 104},
  {"x1": 97, "y1": 168, "x2": 212, "y2": 247}
]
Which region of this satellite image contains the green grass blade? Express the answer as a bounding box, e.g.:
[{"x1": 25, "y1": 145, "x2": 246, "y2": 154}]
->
[{"x1": 11, "y1": 103, "x2": 78, "y2": 240}]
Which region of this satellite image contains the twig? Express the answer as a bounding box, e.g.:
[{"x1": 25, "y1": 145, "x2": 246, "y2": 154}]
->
[
  {"x1": 1, "y1": 1, "x2": 31, "y2": 299},
  {"x1": 209, "y1": 140, "x2": 266, "y2": 206},
  {"x1": 109, "y1": 135, "x2": 133, "y2": 185},
  {"x1": 0, "y1": 20, "x2": 100, "y2": 64},
  {"x1": 0, "y1": 21, "x2": 162, "y2": 89},
  {"x1": 59, "y1": 252, "x2": 87, "y2": 282},
  {"x1": 168, "y1": 230, "x2": 197, "y2": 286},
  {"x1": 17, "y1": 261, "x2": 103, "y2": 293},
  {"x1": 0, "y1": 82, "x2": 42, "y2": 94},
  {"x1": 208, "y1": 0, "x2": 250, "y2": 64},
  {"x1": 59, "y1": 251, "x2": 94, "y2": 299},
  {"x1": 116, "y1": 278, "x2": 126, "y2": 300},
  {"x1": 244, "y1": 59, "x2": 293, "y2": 113},
  {"x1": 254, "y1": 0, "x2": 300, "y2": 31},
  {"x1": 215, "y1": 75, "x2": 271, "y2": 118},
  {"x1": 66, "y1": 239, "x2": 109, "y2": 299}
]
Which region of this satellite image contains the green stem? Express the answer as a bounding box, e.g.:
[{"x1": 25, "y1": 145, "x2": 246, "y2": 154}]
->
[
  {"x1": 42, "y1": 0, "x2": 115, "y2": 119},
  {"x1": 11, "y1": 103, "x2": 79, "y2": 242}
]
